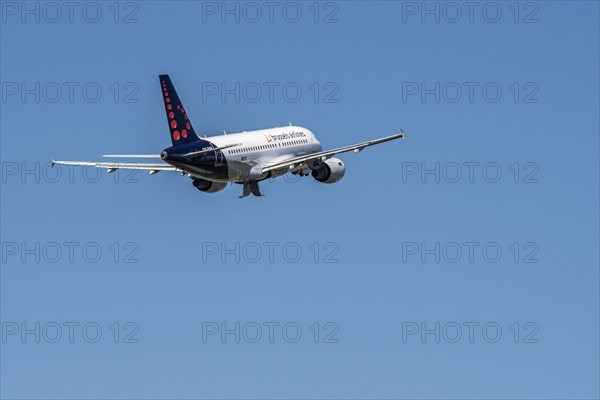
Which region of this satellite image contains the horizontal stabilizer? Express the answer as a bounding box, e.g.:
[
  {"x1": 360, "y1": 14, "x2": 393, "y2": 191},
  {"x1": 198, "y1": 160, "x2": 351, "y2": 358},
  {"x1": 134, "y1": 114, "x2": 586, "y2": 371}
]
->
[
  {"x1": 102, "y1": 154, "x2": 161, "y2": 158},
  {"x1": 51, "y1": 160, "x2": 178, "y2": 172}
]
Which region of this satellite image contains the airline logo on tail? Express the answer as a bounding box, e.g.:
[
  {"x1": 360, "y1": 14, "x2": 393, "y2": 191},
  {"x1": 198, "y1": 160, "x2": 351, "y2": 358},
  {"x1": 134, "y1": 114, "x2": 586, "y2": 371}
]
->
[{"x1": 160, "y1": 74, "x2": 199, "y2": 146}]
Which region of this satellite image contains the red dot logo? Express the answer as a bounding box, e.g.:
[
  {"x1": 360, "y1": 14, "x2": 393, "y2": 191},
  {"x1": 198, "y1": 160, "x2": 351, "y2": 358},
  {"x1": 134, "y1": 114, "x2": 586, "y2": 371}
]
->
[
  {"x1": 181, "y1": 129, "x2": 188, "y2": 138},
  {"x1": 184, "y1": 113, "x2": 188, "y2": 120},
  {"x1": 186, "y1": 122, "x2": 191, "y2": 130},
  {"x1": 166, "y1": 98, "x2": 170, "y2": 103},
  {"x1": 167, "y1": 104, "x2": 172, "y2": 110},
  {"x1": 168, "y1": 112, "x2": 174, "y2": 118},
  {"x1": 176, "y1": 105, "x2": 180, "y2": 110},
  {"x1": 170, "y1": 120, "x2": 177, "y2": 129},
  {"x1": 172, "y1": 130, "x2": 180, "y2": 141},
  {"x1": 181, "y1": 107, "x2": 185, "y2": 113}
]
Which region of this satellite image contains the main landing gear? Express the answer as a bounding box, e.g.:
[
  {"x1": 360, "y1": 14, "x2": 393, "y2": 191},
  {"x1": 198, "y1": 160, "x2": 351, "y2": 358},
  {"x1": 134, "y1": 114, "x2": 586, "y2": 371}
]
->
[{"x1": 239, "y1": 181, "x2": 264, "y2": 198}]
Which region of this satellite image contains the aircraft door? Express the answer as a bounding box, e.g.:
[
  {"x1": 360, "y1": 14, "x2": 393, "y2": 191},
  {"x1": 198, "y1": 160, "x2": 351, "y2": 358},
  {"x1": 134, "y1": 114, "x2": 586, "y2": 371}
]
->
[{"x1": 215, "y1": 150, "x2": 223, "y2": 167}]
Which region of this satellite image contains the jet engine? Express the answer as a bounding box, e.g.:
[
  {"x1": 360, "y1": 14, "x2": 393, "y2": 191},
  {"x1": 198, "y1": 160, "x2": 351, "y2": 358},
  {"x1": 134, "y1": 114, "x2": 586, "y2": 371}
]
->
[
  {"x1": 192, "y1": 178, "x2": 227, "y2": 193},
  {"x1": 311, "y1": 158, "x2": 346, "y2": 184}
]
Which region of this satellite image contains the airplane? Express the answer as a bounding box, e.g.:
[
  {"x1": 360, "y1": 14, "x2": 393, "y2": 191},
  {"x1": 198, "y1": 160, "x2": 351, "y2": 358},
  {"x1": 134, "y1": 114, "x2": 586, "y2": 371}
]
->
[{"x1": 52, "y1": 74, "x2": 405, "y2": 198}]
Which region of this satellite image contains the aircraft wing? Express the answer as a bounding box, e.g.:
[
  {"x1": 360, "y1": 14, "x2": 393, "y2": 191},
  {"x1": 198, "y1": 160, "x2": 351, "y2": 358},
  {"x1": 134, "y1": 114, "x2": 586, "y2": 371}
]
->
[
  {"x1": 261, "y1": 131, "x2": 405, "y2": 174},
  {"x1": 50, "y1": 159, "x2": 178, "y2": 173}
]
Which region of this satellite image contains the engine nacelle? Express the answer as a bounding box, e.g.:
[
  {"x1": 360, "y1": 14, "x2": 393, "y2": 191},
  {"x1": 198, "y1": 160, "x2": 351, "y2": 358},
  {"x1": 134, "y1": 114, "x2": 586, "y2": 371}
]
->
[
  {"x1": 311, "y1": 157, "x2": 346, "y2": 184},
  {"x1": 192, "y1": 178, "x2": 227, "y2": 193}
]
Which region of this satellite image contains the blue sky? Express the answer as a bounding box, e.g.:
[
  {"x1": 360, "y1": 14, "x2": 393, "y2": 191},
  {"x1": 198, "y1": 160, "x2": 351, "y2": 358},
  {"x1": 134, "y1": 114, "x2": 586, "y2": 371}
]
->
[{"x1": 1, "y1": 1, "x2": 598, "y2": 399}]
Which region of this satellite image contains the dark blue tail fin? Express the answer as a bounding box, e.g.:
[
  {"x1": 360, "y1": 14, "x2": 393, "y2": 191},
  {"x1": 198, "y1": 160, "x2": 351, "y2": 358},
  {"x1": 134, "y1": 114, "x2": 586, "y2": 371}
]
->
[{"x1": 159, "y1": 74, "x2": 201, "y2": 146}]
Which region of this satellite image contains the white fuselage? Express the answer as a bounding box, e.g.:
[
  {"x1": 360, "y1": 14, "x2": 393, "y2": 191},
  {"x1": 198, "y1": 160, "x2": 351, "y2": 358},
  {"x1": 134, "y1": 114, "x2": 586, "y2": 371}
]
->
[{"x1": 205, "y1": 126, "x2": 322, "y2": 181}]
